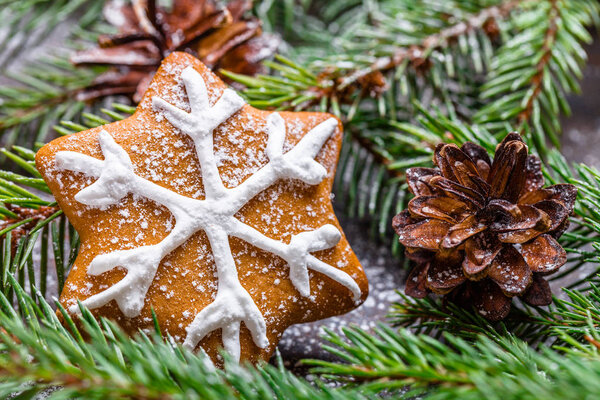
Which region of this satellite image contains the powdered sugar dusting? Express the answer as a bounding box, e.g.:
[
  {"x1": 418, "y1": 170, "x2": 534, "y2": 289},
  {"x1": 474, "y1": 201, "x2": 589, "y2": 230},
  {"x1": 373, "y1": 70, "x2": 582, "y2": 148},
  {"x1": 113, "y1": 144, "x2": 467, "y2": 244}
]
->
[{"x1": 51, "y1": 65, "x2": 362, "y2": 362}]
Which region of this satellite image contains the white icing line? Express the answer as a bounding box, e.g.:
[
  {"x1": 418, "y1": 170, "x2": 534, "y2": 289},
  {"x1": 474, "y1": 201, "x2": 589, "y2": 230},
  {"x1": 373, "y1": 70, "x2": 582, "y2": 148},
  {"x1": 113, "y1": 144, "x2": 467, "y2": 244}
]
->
[
  {"x1": 152, "y1": 67, "x2": 244, "y2": 200},
  {"x1": 184, "y1": 227, "x2": 268, "y2": 360},
  {"x1": 84, "y1": 219, "x2": 196, "y2": 317},
  {"x1": 227, "y1": 218, "x2": 360, "y2": 300},
  {"x1": 55, "y1": 65, "x2": 361, "y2": 361},
  {"x1": 225, "y1": 114, "x2": 337, "y2": 211}
]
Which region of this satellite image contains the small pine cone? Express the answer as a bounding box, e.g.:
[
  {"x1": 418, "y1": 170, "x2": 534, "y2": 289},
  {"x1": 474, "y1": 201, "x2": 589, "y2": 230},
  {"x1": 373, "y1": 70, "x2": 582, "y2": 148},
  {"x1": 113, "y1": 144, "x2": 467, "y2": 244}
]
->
[
  {"x1": 393, "y1": 133, "x2": 577, "y2": 321},
  {"x1": 72, "y1": 0, "x2": 279, "y2": 102}
]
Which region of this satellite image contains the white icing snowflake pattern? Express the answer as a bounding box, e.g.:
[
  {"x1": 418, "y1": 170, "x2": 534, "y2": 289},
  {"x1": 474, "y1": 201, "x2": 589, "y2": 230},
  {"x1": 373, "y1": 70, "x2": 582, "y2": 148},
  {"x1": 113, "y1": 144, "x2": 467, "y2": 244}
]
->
[{"x1": 54, "y1": 66, "x2": 362, "y2": 361}]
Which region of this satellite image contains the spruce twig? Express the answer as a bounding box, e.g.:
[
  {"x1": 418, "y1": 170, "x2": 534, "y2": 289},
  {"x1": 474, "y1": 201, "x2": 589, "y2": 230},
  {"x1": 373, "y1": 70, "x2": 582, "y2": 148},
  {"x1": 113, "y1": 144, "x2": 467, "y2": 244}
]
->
[
  {"x1": 0, "y1": 57, "x2": 105, "y2": 145},
  {"x1": 475, "y1": 0, "x2": 598, "y2": 153},
  {"x1": 334, "y1": 0, "x2": 524, "y2": 95},
  {"x1": 516, "y1": 0, "x2": 559, "y2": 127},
  {"x1": 309, "y1": 324, "x2": 600, "y2": 398},
  {"x1": 0, "y1": 277, "x2": 366, "y2": 399}
]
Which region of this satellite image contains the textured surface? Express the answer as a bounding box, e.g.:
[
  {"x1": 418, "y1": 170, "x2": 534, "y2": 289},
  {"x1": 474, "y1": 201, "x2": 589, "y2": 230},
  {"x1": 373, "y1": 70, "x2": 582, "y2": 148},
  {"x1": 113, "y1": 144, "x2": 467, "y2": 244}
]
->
[{"x1": 36, "y1": 52, "x2": 368, "y2": 364}]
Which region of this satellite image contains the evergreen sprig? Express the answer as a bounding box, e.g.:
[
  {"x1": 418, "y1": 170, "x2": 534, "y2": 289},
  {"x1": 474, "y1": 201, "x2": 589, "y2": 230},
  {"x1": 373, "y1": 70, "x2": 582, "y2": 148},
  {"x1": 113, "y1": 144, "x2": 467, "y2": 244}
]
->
[
  {"x1": 0, "y1": 102, "x2": 154, "y2": 311},
  {"x1": 332, "y1": 104, "x2": 499, "y2": 252},
  {"x1": 474, "y1": 0, "x2": 599, "y2": 155},
  {"x1": 0, "y1": 57, "x2": 104, "y2": 146},
  {"x1": 6, "y1": 268, "x2": 600, "y2": 399},
  {"x1": 309, "y1": 324, "x2": 600, "y2": 399},
  {"x1": 0, "y1": 277, "x2": 367, "y2": 399},
  {"x1": 544, "y1": 151, "x2": 600, "y2": 288},
  {"x1": 0, "y1": 0, "x2": 104, "y2": 68},
  {"x1": 230, "y1": 0, "x2": 600, "y2": 131},
  {"x1": 389, "y1": 281, "x2": 600, "y2": 347},
  {"x1": 225, "y1": 0, "x2": 510, "y2": 118},
  {"x1": 0, "y1": 0, "x2": 108, "y2": 147}
]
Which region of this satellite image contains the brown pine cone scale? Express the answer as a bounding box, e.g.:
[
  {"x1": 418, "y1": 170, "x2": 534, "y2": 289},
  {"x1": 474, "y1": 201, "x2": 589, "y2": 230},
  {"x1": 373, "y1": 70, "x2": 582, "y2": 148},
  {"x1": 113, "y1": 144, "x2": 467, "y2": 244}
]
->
[{"x1": 393, "y1": 133, "x2": 576, "y2": 320}]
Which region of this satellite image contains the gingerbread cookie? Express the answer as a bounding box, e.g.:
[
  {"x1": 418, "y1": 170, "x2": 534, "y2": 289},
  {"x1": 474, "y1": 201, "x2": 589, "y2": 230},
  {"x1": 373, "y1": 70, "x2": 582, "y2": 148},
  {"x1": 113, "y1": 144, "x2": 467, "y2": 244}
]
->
[{"x1": 36, "y1": 52, "x2": 368, "y2": 363}]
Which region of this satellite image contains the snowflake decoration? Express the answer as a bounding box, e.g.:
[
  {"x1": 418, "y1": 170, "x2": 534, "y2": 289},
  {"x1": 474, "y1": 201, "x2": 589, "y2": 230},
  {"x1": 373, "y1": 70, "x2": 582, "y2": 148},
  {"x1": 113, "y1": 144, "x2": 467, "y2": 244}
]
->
[{"x1": 38, "y1": 54, "x2": 366, "y2": 362}]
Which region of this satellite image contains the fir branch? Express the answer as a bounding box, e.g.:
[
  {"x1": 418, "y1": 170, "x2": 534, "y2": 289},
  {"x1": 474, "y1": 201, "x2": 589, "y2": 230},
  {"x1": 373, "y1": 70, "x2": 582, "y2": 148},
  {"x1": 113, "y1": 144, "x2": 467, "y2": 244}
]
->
[
  {"x1": 0, "y1": 104, "x2": 143, "y2": 298},
  {"x1": 543, "y1": 150, "x2": 600, "y2": 288},
  {"x1": 0, "y1": 57, "x2": 106, "y2": 146},
  {"x1": 347, "y1": 127, "x2": 402, "y2": 179},
  {"x1": 0, "y1": 0, "x2": 108, "y2": 146},
  {"x1": 0, "y1": 276, "x2": 366, "y2": 399},
  {"x1": 255, "y1": 0, "x2": 366, "y2": 46},
  {"x1": 389, "y1": 294, "x2": 548, "y2": 346},
  {"x1": 223, "y1": 1, "x2": 526, "y2": 250},
  {"x1": 0, "y1": 144, "x2": 52, "y2": 207},
  {"x1": 4, "y1": 261, "x2": 600, "y2": 399},
  {"x1": 333, "y1": 0, "x2": 522, "y2": 96},
  {"x1": 475, "y1": 0, "x2": 599, "y2": 153},
  {"x1": 327, "y1": 104, "x2": 497, "y2": 253},
  {"x1": 0, "y1": 0, "x2": 104, "y2": 68},
  {"x1": 356, "y1": 104, "x2": 600, "y2": 267},
  {"x1": 515, "y1": 0, "x2": 559, "y2": 126},
  {"x1": 389, "y1": 293, "x2": 514, "y2": 340},
  {"x1": 388, "y1": 278, "x2": 600, "y2": 349},
  {"x1": 0, "y1": 205, "x2": 58, "y2": 252},
  {"x1": 225, "y1": 0, "x2": 518, "y2": 115},
  {"x1": 227, "y1": 0, "x2": 599, "y2": 244},
  {"x1": 365, "y1": 108, "x2": 600, "y2": 331},
  {"x1": 332, "y1": 134, "x2": 407, "y2": 255},
  {"x1": 0, "y1": 127, "x2": 88, "y2": 301},
  {"x1": 310, "y1": 325, "x2": 600, "y2": 399}
]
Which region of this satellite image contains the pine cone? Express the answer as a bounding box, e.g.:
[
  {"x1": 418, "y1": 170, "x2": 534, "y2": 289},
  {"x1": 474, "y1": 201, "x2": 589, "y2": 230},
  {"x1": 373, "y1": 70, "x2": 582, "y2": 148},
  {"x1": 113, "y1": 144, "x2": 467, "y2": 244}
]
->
[
  {"x1": 72, "y1": 0, "x2": 279, "y2": 102},
  {"x1": 0, "y1": 205, "x2": 58, "y2": 254},
  {"x1": 393, "y1": 133, "x2": 577, "y2": 320}
]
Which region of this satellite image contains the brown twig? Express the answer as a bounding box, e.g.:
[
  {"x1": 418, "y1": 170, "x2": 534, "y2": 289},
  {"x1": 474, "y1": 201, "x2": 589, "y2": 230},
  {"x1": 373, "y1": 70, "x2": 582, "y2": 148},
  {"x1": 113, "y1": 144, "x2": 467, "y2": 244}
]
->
[
  {"x1": 584, "y1": 335, "x2": 600, "y2": 351},
  {"x1": 517, "y1": 0, "x2": 559, "y2": 126},
  {"x1": 334, "y1": 0, "x2": 524, "y2": 93},
  {"x1": 321, "y1": 1, "x2": 525, "y2": 178}
]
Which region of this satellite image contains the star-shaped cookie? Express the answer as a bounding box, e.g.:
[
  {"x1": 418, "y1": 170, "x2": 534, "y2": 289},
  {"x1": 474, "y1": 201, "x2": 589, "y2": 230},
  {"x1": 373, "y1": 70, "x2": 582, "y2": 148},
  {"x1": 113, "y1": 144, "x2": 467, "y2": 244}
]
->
[{"x1": 36, "y1": 52, "x2": 369, "y2": 363}]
